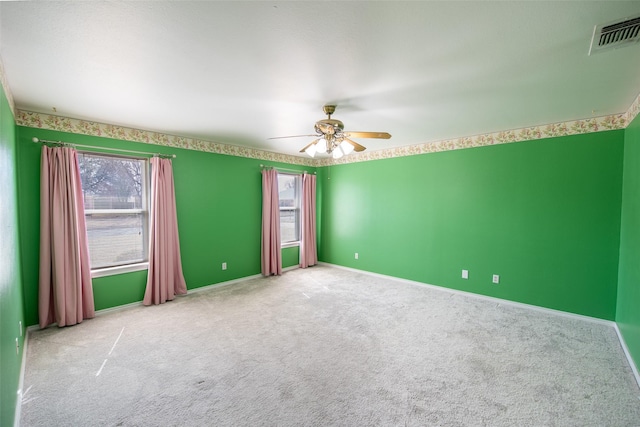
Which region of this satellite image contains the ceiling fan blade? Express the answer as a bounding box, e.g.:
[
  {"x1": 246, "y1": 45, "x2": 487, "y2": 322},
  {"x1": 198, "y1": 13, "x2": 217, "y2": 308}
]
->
[
  {"x1": 344, "y1": 138, "x2": 366, "y2": 152},
  {"x1": 299, "y1": 139, "x2": 321, "y2": 153},
  {"x1": 268, "y1": 134, "x2": 319, "y2": 140},
  {"x1": 344, "y1": 131, "x2": 391, "y2": 139}
]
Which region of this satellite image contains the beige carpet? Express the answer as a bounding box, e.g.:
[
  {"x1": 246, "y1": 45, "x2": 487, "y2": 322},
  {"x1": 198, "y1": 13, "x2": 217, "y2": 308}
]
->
[{"x1": 20, "y1": 265, "x2": 640, "y2": 426}]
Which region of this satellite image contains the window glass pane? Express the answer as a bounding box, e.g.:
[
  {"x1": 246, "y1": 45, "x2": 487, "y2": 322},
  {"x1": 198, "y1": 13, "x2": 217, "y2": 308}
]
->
[
  {"x1": 85, "y1": 213, "x2": 146, "y2": 269},
  {"x1": 278, "y1": 174, "x2": 296, "y2": 208},
  {"x1": 79, "y1": 154, "x2": 144, "y2": 209},
  {"x1": 280, "y1": 209, "x2": 299, "y2": 243}
]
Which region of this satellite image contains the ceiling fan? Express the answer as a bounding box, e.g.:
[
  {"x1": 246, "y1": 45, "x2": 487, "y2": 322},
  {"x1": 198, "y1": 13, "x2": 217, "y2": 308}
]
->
[{"x1": 269, "y1": 105, "x2": 392, "y2": 158}]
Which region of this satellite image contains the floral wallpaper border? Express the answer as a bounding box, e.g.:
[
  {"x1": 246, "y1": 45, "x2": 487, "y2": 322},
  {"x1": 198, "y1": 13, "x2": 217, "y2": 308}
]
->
[
  {"x1": 15, "y1": 111, "x2": 316, "y2": 167},
  {"x1": 0, "y1": 56, "x2": 16, "y2": 117},
  {"x1": 319, "y1": 96, "x2": 640, "y2": 166},
  {"x1": 17, "y1": 104, "x2": 636, "y2": 167}
]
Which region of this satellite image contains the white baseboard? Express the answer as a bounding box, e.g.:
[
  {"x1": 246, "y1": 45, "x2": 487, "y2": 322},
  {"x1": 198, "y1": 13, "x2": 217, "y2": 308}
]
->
[
  {"x1": 94, "y1": 300, "x2": 145, "y2": 316},
  {"x1": 31, "y1": 265, "x2": 301, "y2": 328},
  {"x1": 93, "y1": 273, "x2": 266, "y2": 315},
  {"x1": 318, "y1": 262, "x2": 640, "y2": 389},
  {"x1": 93, "y1": 267, "x2": 302, "y2": 316},
  {"x1": 613, "y1": 324, "x2": 640, "y2": 389},
  {"x1": 320, "y1": 262, "x2": 613, "y2": 325},
  {"x1": 187, "y1": 266, "x2": 299, "y2": 294},
  {"x1": 14, "y1": 327, "x2": 30, "y2": 427},
  {"x1": 186, "y1": 273, "x2": 263, "y2": 294}
]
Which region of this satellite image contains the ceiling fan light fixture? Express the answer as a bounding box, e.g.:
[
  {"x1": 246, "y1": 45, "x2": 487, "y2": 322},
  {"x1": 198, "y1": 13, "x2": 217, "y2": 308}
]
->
[
  {"x1": 316, "y1": 138, "x2": 327, "y2": 154},
  {"x1": 305, "y1": 143, "x2": 317, "y2": 157},
  {"x1": 332, "y1": 145, "x2": 344, "y2": 159},
  {"x1": 340, "y1": 140, "x2": 354, "y2": 155}
]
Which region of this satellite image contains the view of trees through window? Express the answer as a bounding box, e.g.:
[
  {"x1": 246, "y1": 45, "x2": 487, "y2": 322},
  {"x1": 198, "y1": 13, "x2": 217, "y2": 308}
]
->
[
  {"x1": 78, "y1": 153, "x2": 148, "y2": 269},
  {"x1": 278, "y1": 174, "x2": 300, "y2": 244}
]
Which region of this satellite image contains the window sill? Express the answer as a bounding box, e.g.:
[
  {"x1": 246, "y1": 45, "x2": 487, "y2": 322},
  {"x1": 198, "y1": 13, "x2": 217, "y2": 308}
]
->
[
  {"x1": 91, "y1": 262, "x2": 149, "y2": 278},
  {"x1": 281, "y1": 241, "x2": 300, "y2": 249}
]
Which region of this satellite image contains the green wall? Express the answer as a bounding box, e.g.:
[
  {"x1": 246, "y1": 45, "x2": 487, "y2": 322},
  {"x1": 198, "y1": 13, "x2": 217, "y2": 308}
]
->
[
  {"x1": 319, "y1": 131, "x2": 624, "y2": 320},
  {"x1": 16, "y1": 126, "x2": 311, "y2": 326},
  {"x1": 282, "y1": 246, "x2": 300, "y2": 270},
  {"x1": 617, "y1": 112, "x2": 640, "y2": 367},
  {"x1": 0, "y1": 86, "x2": 25, "y2": 425}
]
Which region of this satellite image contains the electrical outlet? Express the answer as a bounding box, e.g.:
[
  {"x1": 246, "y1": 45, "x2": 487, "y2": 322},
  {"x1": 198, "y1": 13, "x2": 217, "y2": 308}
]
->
[
  {"x1": 462, "y1": 269, "x2": 469, "y2": 279},
  {"x1": 492, "y1": 274, "x2": 500, "y2": 284},
  {"x1": 15, "y1": 338, "x2": 19, "y2": 355},
  {"x1": 355, "y1": 253, "x2": 359, "y2": 260},
  {"x1": 222, "y1": 262, "x2": 227, "y2": 270}
]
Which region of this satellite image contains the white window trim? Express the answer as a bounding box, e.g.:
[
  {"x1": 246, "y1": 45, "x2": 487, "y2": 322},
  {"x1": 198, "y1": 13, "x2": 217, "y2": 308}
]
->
[
  {"x1": 91, "y1": 262, "x2": 149, "y2": 278},
  {"x1": 79, "y1": 151, "x2": 150, "y2": 277},
  {"x1": 85, "y1": 208, "x2": 145, "y2": 214},
  {"x1": 278, "y1": 173, "x2": 302, "y2": 247},
  {"x1": 281, "y1": 241, "x2": 300, "y2": 248}
]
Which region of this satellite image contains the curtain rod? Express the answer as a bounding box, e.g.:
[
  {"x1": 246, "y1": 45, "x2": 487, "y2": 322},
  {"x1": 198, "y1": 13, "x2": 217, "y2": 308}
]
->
[
  {"x1": 32, "y1": 137, "x2": 176, "y2": 158},
  {"x1": 260, "y1": 164, "x2": 315, "y2": 175}
]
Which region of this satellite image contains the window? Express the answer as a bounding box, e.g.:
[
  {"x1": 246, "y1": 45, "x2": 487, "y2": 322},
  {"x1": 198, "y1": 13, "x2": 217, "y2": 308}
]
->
[
  {"x1": 78, "y1": 153, "x2": 149, "y2": 273},
  {"x1": 278, "y1": 173, "x2": 301, "y2": 246}
]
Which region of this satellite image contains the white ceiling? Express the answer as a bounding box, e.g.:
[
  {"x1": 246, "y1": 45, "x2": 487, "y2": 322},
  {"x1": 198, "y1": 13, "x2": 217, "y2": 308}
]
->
[{"x1": 2, "y1": 1, "x2": 640, "y2": 158}]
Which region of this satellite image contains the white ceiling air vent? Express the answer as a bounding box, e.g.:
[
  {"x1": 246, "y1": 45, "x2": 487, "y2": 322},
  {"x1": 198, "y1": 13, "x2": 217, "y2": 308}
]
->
[{"x1": 589, "y1": 15, "x2": 640, "y2": 55}]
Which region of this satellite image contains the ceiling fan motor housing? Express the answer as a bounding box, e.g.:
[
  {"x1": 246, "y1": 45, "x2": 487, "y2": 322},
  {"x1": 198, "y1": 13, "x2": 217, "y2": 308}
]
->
[{"x1": 315, "y1": 119, "x2": 344, "y2": 135}]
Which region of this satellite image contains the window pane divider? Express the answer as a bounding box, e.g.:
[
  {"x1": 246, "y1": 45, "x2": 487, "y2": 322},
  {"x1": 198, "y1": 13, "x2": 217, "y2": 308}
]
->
[{"x1": 85, "y1": 209, "x2": 145, "y2": 214}]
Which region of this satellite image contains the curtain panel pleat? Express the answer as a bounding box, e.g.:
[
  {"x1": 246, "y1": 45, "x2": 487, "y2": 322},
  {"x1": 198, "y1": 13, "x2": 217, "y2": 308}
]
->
[
  {"x1": 39, "y1": 146, "x2": 95, "y2": 328},
  {"x1": 300, "y1": 173, "x2": 317, "y2": 268},
  {"x1": 261, "y1": 169, "x2": 282, "y2": 276},
  {"x1": 143, "y1": 157, "x2": 187, "y2": 305}
]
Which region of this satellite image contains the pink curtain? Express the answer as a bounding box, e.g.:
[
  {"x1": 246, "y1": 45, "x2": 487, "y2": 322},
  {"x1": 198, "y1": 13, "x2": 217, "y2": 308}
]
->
[
  {"x1": 300, "y1": 173, "x2": 318, "y2": 268},
  {"x1": 39, "y1": 146, "x2": 95, "y2": 328},
  {"x1": 143, "y1": 157, "x2": 187, "y2": 305},
  {"x1": 261, "y1": 169, "x2": 282, "y2": 276}
]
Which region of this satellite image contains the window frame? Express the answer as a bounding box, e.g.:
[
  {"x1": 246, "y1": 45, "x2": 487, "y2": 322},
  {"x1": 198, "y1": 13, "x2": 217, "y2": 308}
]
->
[
  {"x1": 278, "y1": 173, "x2": 302, "y2": 248},
  {"x1": 78, "y1": 151, "x2": 151, "y2": 278}
]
